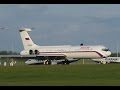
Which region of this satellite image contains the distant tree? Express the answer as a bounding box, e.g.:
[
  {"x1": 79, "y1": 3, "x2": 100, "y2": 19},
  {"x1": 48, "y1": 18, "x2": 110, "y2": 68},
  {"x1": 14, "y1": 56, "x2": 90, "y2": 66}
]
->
[
  {"x1": 0, "y1": 51, "x2": 19, "y2": 55},
  {"x1": 110, "y1": 52, "x2": 120, "y2": 57}
]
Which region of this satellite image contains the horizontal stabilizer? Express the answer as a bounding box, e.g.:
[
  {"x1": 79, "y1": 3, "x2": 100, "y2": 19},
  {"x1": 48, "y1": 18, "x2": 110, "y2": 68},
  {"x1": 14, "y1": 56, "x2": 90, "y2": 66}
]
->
[{"x1": 19, "y1": 28, "x2": 32, "y2": 32}]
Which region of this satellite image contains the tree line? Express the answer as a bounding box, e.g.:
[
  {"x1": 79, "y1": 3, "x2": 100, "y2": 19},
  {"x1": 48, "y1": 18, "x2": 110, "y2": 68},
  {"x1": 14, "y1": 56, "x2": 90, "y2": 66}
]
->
[
  {"x1": 0, "y1": 51, "x2": 19, "y2": 55},
  {"x1": 110, "y1": 52, "x2": 120, "y2": 57}
]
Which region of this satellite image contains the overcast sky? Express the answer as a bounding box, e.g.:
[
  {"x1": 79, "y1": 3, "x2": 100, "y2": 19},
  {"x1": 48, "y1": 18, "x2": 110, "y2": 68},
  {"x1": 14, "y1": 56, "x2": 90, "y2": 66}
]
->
[{"x1": 0, "y1": 4, "x2": 120, "y2": 53}]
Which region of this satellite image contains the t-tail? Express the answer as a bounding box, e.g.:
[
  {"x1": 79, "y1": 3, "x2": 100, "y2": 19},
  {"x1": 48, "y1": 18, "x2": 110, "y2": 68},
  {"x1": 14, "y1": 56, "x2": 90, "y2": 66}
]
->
[{"x1": 19, "y1": 28, "x2": 39, "y2": 50}]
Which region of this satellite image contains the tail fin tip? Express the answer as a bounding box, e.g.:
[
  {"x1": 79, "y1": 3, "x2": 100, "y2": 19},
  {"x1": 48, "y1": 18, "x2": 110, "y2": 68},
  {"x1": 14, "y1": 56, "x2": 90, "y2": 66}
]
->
[{"x1": 19, "y1": 28, "x2": 32, "y2": 32}]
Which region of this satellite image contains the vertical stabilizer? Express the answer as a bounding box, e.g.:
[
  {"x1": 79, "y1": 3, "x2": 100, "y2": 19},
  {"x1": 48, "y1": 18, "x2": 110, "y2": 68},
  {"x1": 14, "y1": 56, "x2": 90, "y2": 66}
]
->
[{"x1": 19, "y1": 28, "x2": 38, "y2": 50}]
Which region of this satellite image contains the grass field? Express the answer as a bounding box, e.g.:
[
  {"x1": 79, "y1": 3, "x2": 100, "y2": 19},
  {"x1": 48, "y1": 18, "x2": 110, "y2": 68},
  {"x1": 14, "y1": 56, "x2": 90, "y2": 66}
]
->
[{"x1": 0, "y1": 59, "x2": 120, "y2": 86}]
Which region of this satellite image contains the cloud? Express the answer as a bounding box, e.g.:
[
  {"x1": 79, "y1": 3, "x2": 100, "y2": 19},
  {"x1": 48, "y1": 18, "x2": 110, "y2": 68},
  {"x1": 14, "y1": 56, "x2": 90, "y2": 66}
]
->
[
  {"x1": 63, "y1": 24, "x2": 80, "y2": 33},
  {"x1": 17, "y1": 4, "x2": 48, "y2": 13},
  {"x1": 41, "y1": 4, "x2": 120, "y2": 18},
  {"x1": 0, "y1": 4, "x2": 120, "y2": 52}
]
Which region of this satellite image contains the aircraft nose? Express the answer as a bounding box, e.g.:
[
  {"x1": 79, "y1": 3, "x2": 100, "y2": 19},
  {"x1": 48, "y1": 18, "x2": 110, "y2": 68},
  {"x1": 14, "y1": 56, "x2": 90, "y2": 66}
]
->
[{"x1": 107, "y1": 51, "x2": 111, "y2": 56}]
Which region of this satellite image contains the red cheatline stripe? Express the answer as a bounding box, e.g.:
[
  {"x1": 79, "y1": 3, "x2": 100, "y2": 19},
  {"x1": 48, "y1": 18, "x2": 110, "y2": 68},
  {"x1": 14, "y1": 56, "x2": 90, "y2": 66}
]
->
[{"x1": 38, "y1": 51, "x2": 104, "y2": 57}]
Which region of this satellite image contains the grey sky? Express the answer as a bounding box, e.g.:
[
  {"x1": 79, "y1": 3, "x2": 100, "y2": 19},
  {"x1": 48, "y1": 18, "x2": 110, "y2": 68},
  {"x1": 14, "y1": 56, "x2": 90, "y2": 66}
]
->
[{"x1": 0, "y1": 4, "x2": 120, "y2": 53}]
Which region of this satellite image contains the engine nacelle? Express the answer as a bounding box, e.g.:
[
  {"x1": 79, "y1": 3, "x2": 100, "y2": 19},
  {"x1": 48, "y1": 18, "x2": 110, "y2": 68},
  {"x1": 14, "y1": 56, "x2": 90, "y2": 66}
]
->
[
  {"x1": 34, "y1": 50, "x2": 39, "y2": 55},
  {"x1": 20, "y1": 50, "x2": 29, "y2": 55},
  {"x1": 20, "y1": 49, "x2": 39, "y2": 55}
]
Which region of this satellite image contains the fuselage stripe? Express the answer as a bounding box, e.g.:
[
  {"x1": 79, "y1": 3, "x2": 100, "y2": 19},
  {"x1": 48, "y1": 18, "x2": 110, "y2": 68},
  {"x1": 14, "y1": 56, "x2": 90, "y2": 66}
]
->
[{"x1": 38, "y1": 51, "x2": 104, "y2": 57}]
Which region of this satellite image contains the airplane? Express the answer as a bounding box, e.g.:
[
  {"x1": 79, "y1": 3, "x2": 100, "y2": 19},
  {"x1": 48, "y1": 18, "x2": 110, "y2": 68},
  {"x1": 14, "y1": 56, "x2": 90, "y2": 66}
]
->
[
  {"x1": 92, "y1": 57, "x2": 120, "y2": 64},
  {"x1": 0, "y1": 28, "x2": 111, "y2": 65}
]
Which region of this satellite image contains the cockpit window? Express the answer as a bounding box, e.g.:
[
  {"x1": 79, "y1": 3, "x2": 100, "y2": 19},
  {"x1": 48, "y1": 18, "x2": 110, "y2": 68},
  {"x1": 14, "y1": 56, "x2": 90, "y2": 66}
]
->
[{"x1": 102, "y1": 48, "x2": 110, "y2": 51}]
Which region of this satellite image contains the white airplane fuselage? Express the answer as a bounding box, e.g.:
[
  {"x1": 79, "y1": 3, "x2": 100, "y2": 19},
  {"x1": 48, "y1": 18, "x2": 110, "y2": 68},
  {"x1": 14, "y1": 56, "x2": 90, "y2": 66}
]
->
[{"x1": 20, "y1": 45, "x2": 111, "y2": 59}]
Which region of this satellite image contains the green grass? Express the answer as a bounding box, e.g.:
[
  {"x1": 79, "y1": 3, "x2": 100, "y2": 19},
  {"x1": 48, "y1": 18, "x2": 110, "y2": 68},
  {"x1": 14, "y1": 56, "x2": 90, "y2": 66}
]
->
[{"x1": 0, "y1": 62, "x2": 120, "y2": 86}]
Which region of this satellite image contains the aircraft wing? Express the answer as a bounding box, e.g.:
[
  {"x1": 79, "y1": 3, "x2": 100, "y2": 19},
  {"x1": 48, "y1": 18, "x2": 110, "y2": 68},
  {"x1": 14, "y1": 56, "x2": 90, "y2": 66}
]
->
[{"x1": 0, "y1": 54, "x2": 66, "y2": 60}]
